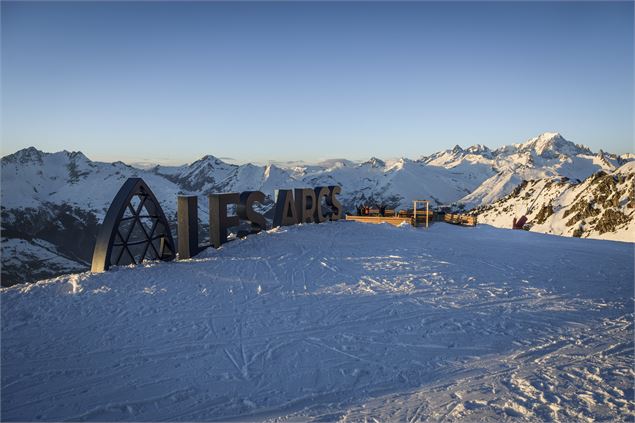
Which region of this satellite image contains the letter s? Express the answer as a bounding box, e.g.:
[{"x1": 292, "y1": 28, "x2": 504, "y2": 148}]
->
[
  {"x1": 237, "y1": 191, "x2": 266, "y2": 233},
  {"x1": 327, "y1": 185, "x2": 343, "y2": 221}
]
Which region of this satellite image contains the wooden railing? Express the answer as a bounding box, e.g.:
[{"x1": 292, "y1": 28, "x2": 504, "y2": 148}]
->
[
  {"x1": 363, "y1": 209, "x2": 397, "y2": 217},
  {"x1": 346, "y1": 208, "x2": 477, "y2": 228},
  {"x1": 345, "y1": 215, "x2": 411, "y2": 226},
  {"x1": 443, "y1": 213, "x2": 477, "y2": 226}
]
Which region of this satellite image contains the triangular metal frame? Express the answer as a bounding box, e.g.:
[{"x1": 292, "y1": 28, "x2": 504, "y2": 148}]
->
[{"x1": 91, "y1": 178, "x2": 175, "y2": 272}]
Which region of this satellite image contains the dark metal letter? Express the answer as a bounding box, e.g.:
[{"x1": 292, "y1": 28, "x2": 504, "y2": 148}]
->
[
  {"x1": 314, "y1": 186, "x2": 331, "y2": 223},
  {"x1": 91, "y1": 178, "x2": 175, "y2": 272},
  {"x1": 177, "y1": 196, "x2": 200, "y2": 259},
  {"x1": 272, "y1": 189, "x2": 298, "y2": 227},
  {"x1": 237, "y1": 191, "x2": 266, "y2": 233},
  {"x1": 294, "y1": 188, "x2": 317, "y2": 223},
  {"x1": 209, "y1": 193, "x2": 240, "y2": 248},
  {"x1": 327, "y1": 185, "x2": 344, "y2": 220}
]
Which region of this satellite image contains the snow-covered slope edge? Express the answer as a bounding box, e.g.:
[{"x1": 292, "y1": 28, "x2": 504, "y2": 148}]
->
[
  {"x1": 2, "y1": 222, "x2": 633, "y2": 421},
  {"x1": 472, "y1": 162, "x2": 635, "y2": 242}
]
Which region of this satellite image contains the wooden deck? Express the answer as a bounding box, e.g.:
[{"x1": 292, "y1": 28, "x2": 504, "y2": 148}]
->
[
  {"x1": 345, "y1": 215, "x2": 412, "y2": 226},
  {"x1": 443, "y1": 213, "x2": 477, "y2": 226},
  {"x1": 346, "y1": 209, "x2": 477, "y2": 228}
]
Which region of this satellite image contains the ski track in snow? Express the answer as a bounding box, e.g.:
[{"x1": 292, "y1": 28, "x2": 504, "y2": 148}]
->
[{"x1": 1, "y1": 222, "x2": 633, "y2": 422}]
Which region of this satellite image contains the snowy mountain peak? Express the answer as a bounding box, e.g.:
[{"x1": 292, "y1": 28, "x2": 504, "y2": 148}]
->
[
  {"x1": 451, "y1": 144, "x2": 464, "y2": 154},
  {"x1": 316, "y1": 158, "x2": 355, "y2": 169},
  {"x1": 263, "y1": 163, "x2": 284, "y2": 178},
  {"x1": 364, "y1": 157, "x2": 386, "y2": 168},
  {"x1": 422, "y1": 144, "x2": 469, "y2": 167},
  {"x1": 595, "y1": 149, "x2": 616, "y2": 169},
  {"x1": 466, "y1": 144, "x2": 490, "y2": 153},
  {"x1": 68, "y1": 150, "x2": 87, "y2": 159},
  {"x1": 385, "y1": 157, "x2": 410, "y2": 172},
  {"x1": 2, "y1": 146, "x2": 46, "y2": 165},
  {"x1": 465, "y1": 144, "x2": 492, "y2": 158},
  {"x1": 519, "y1": 132, "x2": 592, "y2": 158},
  {"x1": 2, "y1": 147, "x2": 95, "y2": 168},
  {"x1": 190, "y1": 154, "x2": 233, "y2": 169},
  {"x1": 1, "y1": 147, "x2": 94, "y2": 173},
  {"x1": 539, "y1": 131, "x2": 562, "y2": 140}
]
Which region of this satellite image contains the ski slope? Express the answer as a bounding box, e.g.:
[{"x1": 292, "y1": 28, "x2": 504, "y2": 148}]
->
[{"x1": 2, "y1": 222, "x2": 633, "y2": 421}]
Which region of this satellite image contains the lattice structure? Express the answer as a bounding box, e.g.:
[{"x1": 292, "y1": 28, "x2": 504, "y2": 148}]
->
[{"x1": 91, "y1": 178, "x2": 175, "y2": 272}]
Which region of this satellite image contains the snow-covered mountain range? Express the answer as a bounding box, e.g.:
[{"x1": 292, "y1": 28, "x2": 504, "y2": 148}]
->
[
  {"x1": 474, "y1": 161, "x2": 635, "y2": 242},
  {"x1": 1, "y1": 132, "x2": 633, "y2": 285}
]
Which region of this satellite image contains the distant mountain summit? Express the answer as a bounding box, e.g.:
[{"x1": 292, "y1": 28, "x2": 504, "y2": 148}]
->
[
  {"x1": 363, "y1": 157, "x2": 386, "y2": 169},
  {"x1": 316, "y1": 158, "x2": 356, "y2": 169},
  {"x1": 513, "y1": 132, "x2": 592, "y2": 158},
  {"x1": 2, "y1": 146, "x2": 45, "y2": 164},
  {"x1": 1, "y1": 146, "x2": 91, "y2": 167},
  {"x1": 465, "y1": 144, "x2": 492, "y2": 157}
]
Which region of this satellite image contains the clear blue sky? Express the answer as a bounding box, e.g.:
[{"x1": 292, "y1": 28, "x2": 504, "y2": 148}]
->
[{"x1": 1, "y1": 1, "x2": 633, "y2": 165}]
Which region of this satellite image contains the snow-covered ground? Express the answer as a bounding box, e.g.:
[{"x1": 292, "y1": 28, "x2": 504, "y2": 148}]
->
[{"x1": 2, "y1": 222, "x2": 633, "y2": 421}]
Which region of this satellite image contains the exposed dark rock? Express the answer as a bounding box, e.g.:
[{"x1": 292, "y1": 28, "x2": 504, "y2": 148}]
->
[
  {"x1": 534, "y1": 202, "x2": 554, "y2": 225},
  {"x1": 595, "y1": 209, "x2": 630, "y2": 234},
  {"x1": 564, "y1": 200, "x2": 600, "y2": 227}
]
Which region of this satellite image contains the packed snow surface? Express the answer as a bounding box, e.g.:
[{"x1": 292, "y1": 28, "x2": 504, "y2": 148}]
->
[{"x1": 2, "y1": 222, "x2": 633, "y2": 421}]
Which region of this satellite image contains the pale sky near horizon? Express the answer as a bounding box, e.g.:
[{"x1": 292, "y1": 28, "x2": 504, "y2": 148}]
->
[{"x1": 1, "y1": 1, "x2": 633, "y2": 166}]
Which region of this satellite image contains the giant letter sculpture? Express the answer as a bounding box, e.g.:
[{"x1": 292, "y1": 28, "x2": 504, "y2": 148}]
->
[
  {"x1": 314, "y1": 186, "x2": 331, "y2": 223},
  {"x1": 237, "y1": 191, "x2": 266, "y2": 234},
  {"x1": 91, "y1": 178, "x2": 175, "y2": 272},
  {"x1": 209, "y1": 193, "x2": 240, "y2": 248},
  {"x1": 177, "y1": 195, "x2": 200, "y2": 259},
  {"x1": 273, "y1": 189, "x2": 298, "y2": 227},
  {"x1": 327, "y1": 185, "x2": 343, "y2": 220},
  {"x1": 294, "y1": 188, "x2": 317, "y2": 223}
]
